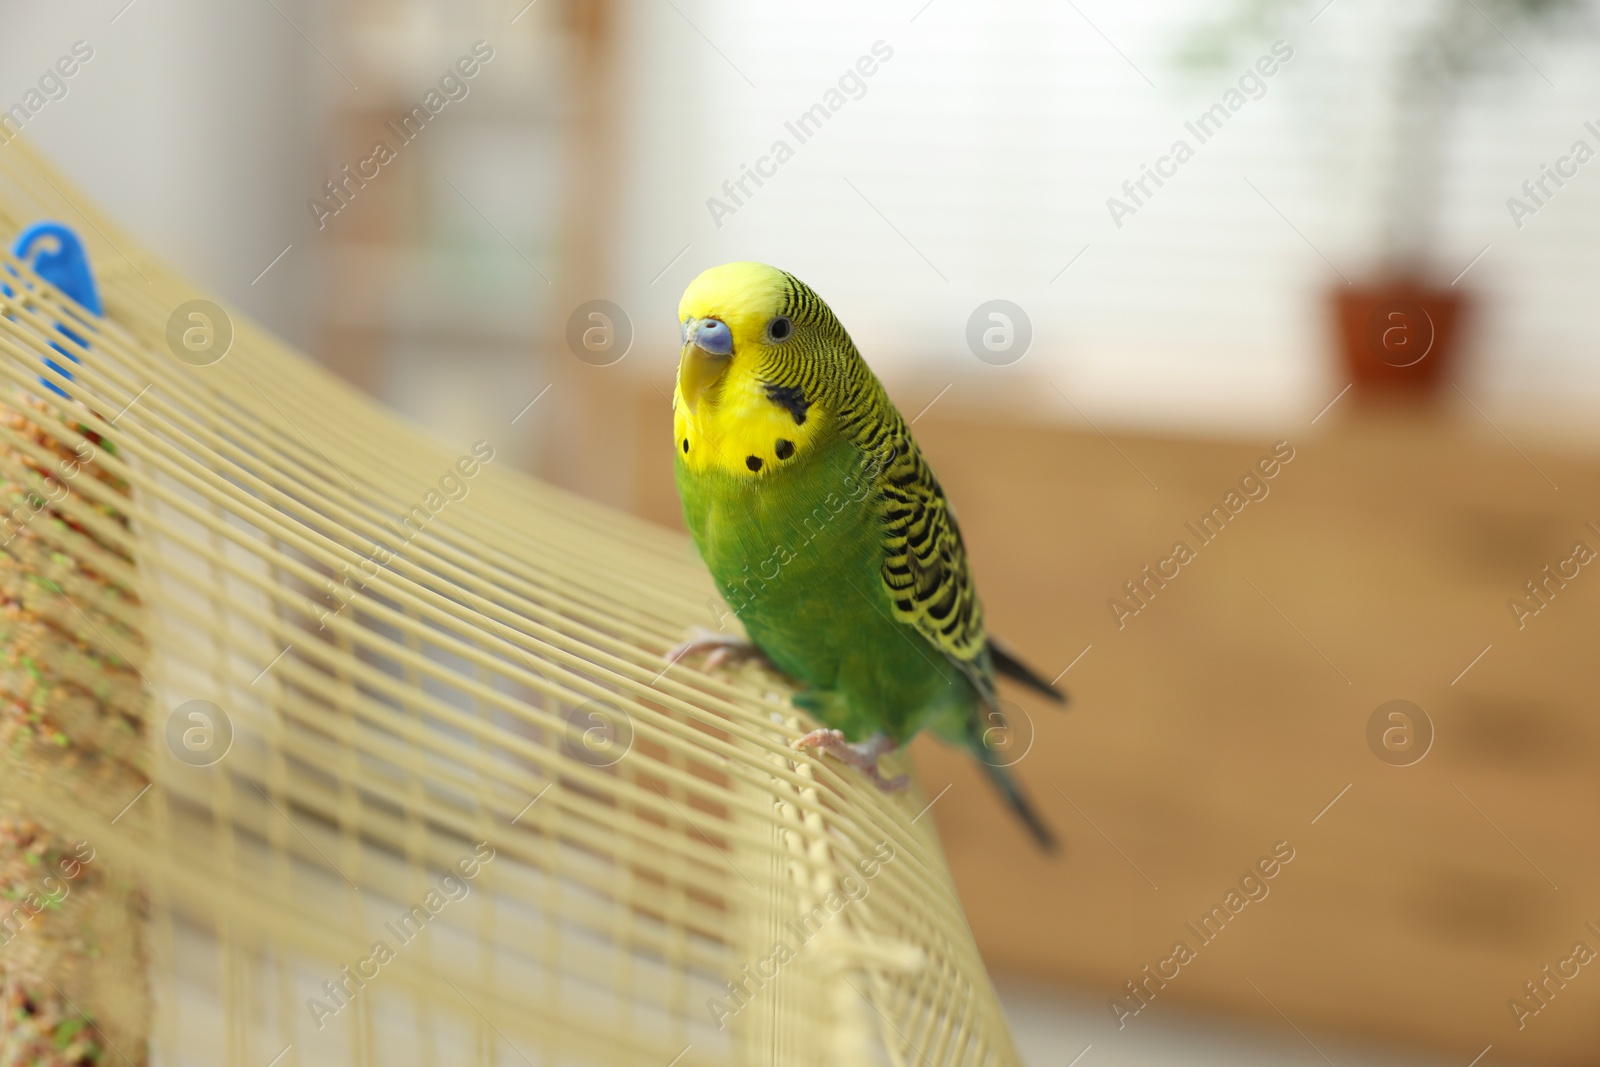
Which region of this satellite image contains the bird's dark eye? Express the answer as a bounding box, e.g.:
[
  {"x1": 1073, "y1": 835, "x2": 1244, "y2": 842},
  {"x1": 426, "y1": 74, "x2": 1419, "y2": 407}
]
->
[{"x1": 767, "y1": 316, "x2": 793, "y2": 343}]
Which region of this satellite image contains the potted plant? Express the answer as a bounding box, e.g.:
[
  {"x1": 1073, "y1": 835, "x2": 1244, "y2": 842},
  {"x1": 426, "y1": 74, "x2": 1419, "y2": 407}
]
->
[{"x1": 1180, "y1": 0, "x2": 1588, "y2": 396}]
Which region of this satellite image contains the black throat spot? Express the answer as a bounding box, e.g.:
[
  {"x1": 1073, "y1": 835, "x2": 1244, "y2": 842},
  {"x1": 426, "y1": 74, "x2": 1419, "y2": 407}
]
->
[{"x1": 763, "y1": 382, "x2": 810, "y2": 426}]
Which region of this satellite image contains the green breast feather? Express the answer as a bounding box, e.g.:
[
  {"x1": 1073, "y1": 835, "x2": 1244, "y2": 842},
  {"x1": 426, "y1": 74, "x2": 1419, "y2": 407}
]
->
[{"x1": 676, "y1": 408, "x2": 986, "y2": 746}]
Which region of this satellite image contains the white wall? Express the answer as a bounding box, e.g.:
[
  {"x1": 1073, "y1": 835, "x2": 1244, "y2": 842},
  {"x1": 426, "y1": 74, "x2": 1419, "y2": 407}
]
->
[{"x1": 11, "y1": 0, "x2": 1600, "y2": 441}]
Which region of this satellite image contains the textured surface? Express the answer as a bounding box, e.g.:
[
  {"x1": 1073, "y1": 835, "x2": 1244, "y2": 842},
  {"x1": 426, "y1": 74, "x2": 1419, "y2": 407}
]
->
[{"x1": 0, "y1": 398, "x2": 149, "y2": 1066}]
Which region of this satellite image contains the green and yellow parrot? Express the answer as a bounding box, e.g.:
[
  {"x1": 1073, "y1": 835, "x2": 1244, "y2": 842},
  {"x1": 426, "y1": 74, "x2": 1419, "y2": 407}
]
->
[{"x1": 669, "y1": 262, "x2": 1064, "y2": 850}]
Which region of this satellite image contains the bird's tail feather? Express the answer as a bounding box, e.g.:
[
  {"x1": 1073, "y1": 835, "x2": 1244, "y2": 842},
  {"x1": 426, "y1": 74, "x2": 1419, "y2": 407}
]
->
[
  {"x1": 971, "y1": 747, "x2": 1059, "y2": 852},
  {"x1": 988, "y1": 638, "x2": 1068, "y2": 704}
]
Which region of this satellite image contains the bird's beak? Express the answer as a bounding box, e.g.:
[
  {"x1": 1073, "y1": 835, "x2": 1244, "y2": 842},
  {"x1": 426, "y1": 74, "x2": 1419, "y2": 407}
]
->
[
  {"x1": 678, "y1": 348, "x2": 728, "y2": 415},
  {"x1": 678, "y1": 317, "x2": 733, "y2": 415}
]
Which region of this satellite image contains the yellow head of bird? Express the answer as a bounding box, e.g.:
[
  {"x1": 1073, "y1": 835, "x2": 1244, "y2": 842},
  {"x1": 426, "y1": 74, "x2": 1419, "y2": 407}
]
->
[{"x1": 675, "y1": 262, "x2": 793, "y2": 415}]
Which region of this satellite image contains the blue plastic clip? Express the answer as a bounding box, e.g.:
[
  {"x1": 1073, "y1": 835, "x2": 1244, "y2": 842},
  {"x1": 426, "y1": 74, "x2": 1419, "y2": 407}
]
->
[{"x1": 9, "y1": 221, "x2": 102, "y2": 397}]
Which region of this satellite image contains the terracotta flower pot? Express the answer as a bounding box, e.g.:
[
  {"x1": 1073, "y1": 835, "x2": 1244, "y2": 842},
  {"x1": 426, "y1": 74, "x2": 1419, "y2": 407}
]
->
[{"x1": 1331, "y1": 281, "x2": 1469, "y2": 396}]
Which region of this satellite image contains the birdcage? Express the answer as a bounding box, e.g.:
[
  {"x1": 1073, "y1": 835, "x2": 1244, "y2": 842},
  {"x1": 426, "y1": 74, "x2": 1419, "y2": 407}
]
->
[{"x1": 0, "y1": 139, "x2": 1020, "y2": 1067}]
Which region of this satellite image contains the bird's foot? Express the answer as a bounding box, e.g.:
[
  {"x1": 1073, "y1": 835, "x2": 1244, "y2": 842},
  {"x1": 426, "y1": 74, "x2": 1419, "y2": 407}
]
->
[
  {"x1": 664, "y1": 626, "x2": 768, "y2": 671},
  {"x1": 791, "y1": 729, "x2": 908, "y2": 792}
]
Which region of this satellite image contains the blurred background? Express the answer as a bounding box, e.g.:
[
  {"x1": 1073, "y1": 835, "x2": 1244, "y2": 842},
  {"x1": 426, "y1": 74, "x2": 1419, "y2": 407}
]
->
[{"x1": 5, "y1": 0, "x2": 1599, "y2": 1063}]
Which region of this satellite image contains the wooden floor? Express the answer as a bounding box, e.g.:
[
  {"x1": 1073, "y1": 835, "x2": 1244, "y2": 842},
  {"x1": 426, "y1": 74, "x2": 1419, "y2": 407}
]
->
[{"x1": 621, "y1": 387, "x2": 1600, "y2": 1067}]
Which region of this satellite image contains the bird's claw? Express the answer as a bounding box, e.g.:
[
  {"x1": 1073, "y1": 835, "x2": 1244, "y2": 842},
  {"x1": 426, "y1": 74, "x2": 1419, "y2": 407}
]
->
[
  {"x1": 791, "y1": 728, "x2": 908, "y2": 792},
  {"x1": 663, "y1": 626, "x2": 767, "y2": 671}
]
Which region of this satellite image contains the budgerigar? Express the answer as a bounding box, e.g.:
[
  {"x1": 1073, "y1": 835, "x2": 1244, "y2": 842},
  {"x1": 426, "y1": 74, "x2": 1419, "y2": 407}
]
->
[{"x1": 668, "y1": 262, "x2": 1064, "y2": 850}]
